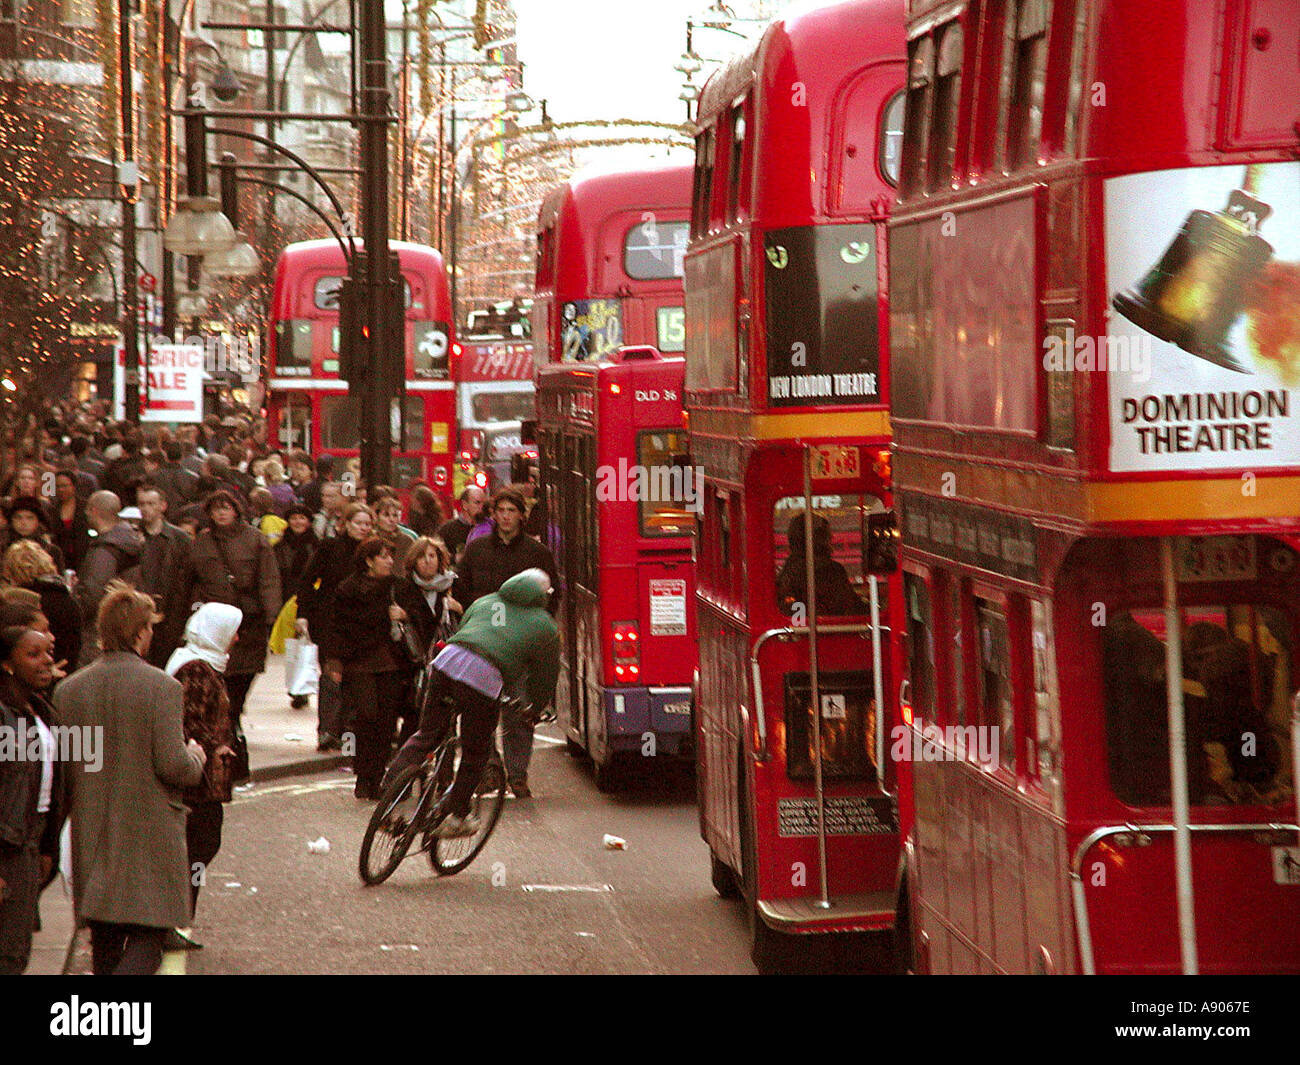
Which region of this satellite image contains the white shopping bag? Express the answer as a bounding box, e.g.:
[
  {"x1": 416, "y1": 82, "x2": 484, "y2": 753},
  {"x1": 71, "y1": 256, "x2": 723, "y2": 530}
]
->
[{"x1": 285, "y1": 638, "x2": 321, "y2": 696}]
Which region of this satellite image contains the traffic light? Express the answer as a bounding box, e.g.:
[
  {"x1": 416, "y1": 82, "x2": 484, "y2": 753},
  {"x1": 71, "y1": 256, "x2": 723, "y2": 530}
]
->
[{"x1": 337, "y1": 265, "x2": 366, "y2": 384}]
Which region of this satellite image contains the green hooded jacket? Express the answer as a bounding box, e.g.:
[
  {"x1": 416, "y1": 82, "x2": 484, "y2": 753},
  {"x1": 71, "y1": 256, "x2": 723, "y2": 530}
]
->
[{"x1": 449, "y1": 571, "x2": 560, "y2": 710}]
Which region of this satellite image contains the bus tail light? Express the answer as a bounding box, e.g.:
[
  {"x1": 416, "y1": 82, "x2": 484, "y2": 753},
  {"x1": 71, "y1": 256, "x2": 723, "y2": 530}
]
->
[{"x1": 612, "y1": 621, "x2": 640, "y2": 683}]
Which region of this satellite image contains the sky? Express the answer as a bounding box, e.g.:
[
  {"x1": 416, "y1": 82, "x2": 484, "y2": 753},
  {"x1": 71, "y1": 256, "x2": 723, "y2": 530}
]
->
[{"x1": 514, "y1": 1, "x2": 784, "y2": 130}]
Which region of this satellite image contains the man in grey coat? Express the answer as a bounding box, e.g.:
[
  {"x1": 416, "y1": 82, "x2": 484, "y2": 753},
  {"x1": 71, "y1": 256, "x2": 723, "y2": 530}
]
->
[{"x1": 53, "y1": 584, "x2": 205, "y2": 975}]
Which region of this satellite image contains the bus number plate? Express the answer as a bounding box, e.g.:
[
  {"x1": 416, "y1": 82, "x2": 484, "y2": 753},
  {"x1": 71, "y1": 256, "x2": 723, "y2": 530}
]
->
[
  {"x1": 811, "y1": 445, "x2": 860, "y2": 480},
  {"x1": 1174, "y1": 536, "x2": 1257, "y2": 583}
]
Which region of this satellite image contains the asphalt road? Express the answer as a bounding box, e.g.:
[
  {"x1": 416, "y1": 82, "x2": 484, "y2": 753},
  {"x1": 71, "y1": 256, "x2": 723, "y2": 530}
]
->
[{"x1": 185, "y1": 728, "x2": 756, "y2": 975}]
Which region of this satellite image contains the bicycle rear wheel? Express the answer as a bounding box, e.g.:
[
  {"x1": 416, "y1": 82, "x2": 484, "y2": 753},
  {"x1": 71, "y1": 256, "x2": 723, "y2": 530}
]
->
[
  {"x1": 358, "y1": 764, "x2": 426, "y2": 885},
  {"x1": 429, "y1": 760, "x2": 506, "y2": 876}
]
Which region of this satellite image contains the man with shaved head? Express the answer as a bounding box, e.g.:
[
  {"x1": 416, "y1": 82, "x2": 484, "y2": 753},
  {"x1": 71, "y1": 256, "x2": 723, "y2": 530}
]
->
[{"x1": 75, "y1": 490, "x2": 145, "y2": 665}]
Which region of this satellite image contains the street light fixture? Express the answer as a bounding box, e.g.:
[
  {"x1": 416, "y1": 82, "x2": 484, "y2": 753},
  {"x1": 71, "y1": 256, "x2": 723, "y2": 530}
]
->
[
  {"x1": 163, "y1": 196, "x2": 237, "y2": 256},
  {"x1": 175, "y1": 287, "x2": 210, "y2": 320},
  {"x1": 203, "y1": 232, "x2": 260, "y2": 277}
]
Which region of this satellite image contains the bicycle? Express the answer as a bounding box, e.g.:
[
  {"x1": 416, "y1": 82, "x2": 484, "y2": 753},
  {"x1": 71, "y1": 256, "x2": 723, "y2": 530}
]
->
[{"x1": 358, "y1": 692, "x2": 520, "y2": 885}]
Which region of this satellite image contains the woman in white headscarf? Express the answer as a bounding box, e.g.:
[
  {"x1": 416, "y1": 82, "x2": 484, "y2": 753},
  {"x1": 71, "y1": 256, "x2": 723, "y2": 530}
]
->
[{"x1": 164, "y1": 602, "x2": 242, "y2": 949}]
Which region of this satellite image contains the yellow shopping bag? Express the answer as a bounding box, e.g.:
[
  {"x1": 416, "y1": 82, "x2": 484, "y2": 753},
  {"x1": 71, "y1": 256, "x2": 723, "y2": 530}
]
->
[{"x1": 269, "y1": 596, "x2": 298, "y2": 655}]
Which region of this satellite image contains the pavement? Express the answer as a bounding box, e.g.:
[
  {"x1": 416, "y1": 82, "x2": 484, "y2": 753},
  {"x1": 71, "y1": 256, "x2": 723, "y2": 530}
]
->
[{"x1": 28, "y1": 652, "x2": 341, "y2": 975}]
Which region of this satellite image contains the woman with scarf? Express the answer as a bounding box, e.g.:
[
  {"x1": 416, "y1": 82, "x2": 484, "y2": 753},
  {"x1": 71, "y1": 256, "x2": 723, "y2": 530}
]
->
[
  {"x1": 392, "y1": 537, "x2": 461, "y2": 742},
  {"x1": 164, "y1": 603, "x2": 241, "y2": 950}
]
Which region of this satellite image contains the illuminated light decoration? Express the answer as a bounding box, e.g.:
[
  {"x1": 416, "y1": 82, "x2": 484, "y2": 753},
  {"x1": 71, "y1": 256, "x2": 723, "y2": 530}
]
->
[
  {"x1": 2, "y1": 379, "x2": 17, "y2": 392},
  {"x1": 610, "y1": 383, "x2": 621, "y2": 394},
  {"x1": 474, "y1": 472, "x2": 488, "y2": 488}
]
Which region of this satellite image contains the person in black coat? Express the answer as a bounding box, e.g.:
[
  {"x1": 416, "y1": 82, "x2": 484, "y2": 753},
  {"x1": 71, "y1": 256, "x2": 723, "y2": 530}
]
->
[
  {"x1": 452, "y1": 487, "x2": 558, "y2": 614},
  {"x1": 294, "y1": 502, "x2": 373, "y2": 749},
  {"x1": 4, "y1": 498, "x2": 65, "y2": 574},
  {"x1": 49, "y1": 471, "x2": 91, "y2": 573},
  {"x1": 327, "y1": 538, "x2": 407, "y2": 800},
  {"x1": 275, "y1": 504, "x2": 319, "y2": 608}
]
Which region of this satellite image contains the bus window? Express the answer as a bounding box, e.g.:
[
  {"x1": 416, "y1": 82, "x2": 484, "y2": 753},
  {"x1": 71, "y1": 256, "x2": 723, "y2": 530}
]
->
[
  {"x1": 726, "y1": 102, "x2": 747, "y2": 221},
  {"x1": 320, "y1": 394, "x2": 359, "y2": 451},
  {"x1": 879, "y1": 88, "x2": 905, "y2": 187},
  {"x1": 900, "y1": 34, "x2": 934, "y2": 197},
  {"x1": 1030, "y1": 600, "x2": 1058, "y2": 786},
  {"x1": 624, "y1": 219, "x2": 689, "y2": 281},
  {"x1": 926, "y1": 21, "x2": 963, "y2": 192},
  {"x1": 274, "y1": 320, "x2": 313, "y2": 375},
  {"x1": 314, "y1": 275, "x2": 342, "y2": 310},
  {"x1": 783, "y1": 669, "x2": 877, "y2": 782},
  {"x1": 278, "y1": 393, "x2": 311, "y2": 451},
  {"x1": 903, "y1": 572, "x2": 936, "y2": 719},
  {"x1": 636, "y1": 429, "x2": 694, "y2": 537},
  {"x1": 1103, "y1": 605, "x2": 1292, "y2": 807},
  {"x1": 399, "y1": 396, "x2": 424, "y2": 452},
  {"x1": 471, "y1": 390, "x2": 536, "y2": 423},
  {"x1": 772, "y1": 494, "x2": 883, "y2": 616},
  {"x1": 691, "y1": 125, "x2": 715, "y2": 238},
  {"x1": 975, "y1": 598, "x2": 1014, "y2": 771},
  {"x1": 1005, "y1": 0, "x2": 1049, "y2": 171}
]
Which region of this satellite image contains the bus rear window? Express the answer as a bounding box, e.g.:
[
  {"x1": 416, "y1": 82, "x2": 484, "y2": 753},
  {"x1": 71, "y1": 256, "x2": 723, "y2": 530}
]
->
[
  {"x1": 274, "y1": 320, "x2": 313, "y2": 375},
  {"x1": 763, "y1": 224, "x2": 881, "y2": 407},
  {"x1": 624, "y1": 219, "x2": 689, "y2": 280},
  {"x1": 772, "y1": 494, "x2": 886, "y2": 617},
  {"x1": 636, "y1": 429, "x2": 694, "y2": 537},
  {"x1": 1103, "y1": 604, "x2": 1293, "y2": 807}
]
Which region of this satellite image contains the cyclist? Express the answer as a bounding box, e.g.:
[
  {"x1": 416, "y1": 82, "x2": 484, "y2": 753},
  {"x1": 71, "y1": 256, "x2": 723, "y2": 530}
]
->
[{"x1": 382, "y1": 568, "x2": 559, "y2": 836}]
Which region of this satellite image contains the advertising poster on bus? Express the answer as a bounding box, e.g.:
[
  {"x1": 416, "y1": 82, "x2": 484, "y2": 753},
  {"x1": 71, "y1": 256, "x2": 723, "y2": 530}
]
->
[{"x1": 1105, "y1": 161, "x2": 1300, "y2": 472}]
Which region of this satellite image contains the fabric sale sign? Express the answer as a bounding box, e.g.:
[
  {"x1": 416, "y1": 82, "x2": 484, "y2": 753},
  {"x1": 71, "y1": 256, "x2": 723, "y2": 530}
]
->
[
  {"x1": 1105, "y1": 162, "x2": 1300, "y2": 472},
  {"x1": 114, "y1": 343, "x2": 206, "y2": 423}
]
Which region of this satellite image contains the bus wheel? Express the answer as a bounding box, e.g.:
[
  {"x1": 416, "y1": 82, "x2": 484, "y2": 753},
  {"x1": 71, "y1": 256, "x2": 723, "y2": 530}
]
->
[
  {"x1": 593, "y1": 754, "x2": 622, "y2": 793},
  {"x1": 710, "y1": 849, "x2": 741, "y2": 899}
]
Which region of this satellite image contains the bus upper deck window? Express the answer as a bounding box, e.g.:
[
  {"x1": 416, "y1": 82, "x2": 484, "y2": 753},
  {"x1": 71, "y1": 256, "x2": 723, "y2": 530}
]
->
[
  {"x1": 691, "y1": 126, "x2": 715, "y2": 238},
  {"x1": 926, "y1": 22, "x2": 963, "y2": 193},
  {"x1": 624, "y1": 219, "x2": 689, "y2": 281},
  {"x1": 1006, "y1": 0, "x2": 1049, "y2": 171},
  {"x1": 726, "y1": 103, "x2": 747, "y2": 221},
  {"x1": 900, "y1": 35, "x2": 934, "y2": 197},
  {"x1": 879, "y1": 89, "x2": 905, "y2": 188}
]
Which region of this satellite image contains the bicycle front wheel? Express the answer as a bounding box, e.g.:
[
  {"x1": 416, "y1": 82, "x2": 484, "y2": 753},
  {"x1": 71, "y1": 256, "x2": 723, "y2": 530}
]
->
[
  {"x1": 429, "y1": 760, "x2": 506, "y2": 876},
  {"x1": 358, "y1": 764, "x2": 425, "y2": 885}
]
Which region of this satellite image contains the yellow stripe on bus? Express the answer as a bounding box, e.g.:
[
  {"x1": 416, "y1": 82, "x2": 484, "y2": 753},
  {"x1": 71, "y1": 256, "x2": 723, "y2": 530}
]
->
[
  {"x1": 690, "y1": 409, "x2": 891, "y2": 441},
  {"x1": 1086, "y1": 477, "x2": 1300, "y2": 523}
]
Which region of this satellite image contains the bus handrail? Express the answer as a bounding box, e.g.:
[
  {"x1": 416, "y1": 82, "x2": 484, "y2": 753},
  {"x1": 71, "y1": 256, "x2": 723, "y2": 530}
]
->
[
  {"x1": 748, "y1": 623, "x2": 887, "y2": 762},
  {"x1": 1069, "y1": 820, "x2": 1300, "y2": 975}
]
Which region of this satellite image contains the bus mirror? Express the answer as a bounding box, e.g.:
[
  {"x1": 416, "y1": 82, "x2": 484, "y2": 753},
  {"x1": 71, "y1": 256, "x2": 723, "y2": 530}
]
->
[{"x1": 865, "y1": 511, "x2": 899, "y2": 574}]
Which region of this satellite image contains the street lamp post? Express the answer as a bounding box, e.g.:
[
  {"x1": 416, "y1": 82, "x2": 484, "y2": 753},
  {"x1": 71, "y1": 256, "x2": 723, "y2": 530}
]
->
[{"x1": 118, "y1": 0, "x2": 141, "y2": 424}]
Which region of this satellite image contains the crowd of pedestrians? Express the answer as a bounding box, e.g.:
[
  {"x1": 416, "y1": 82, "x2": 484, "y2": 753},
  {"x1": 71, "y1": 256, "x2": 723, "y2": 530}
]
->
[{"x1": 0, "y1": 399, "x2": 558, "y2": 974}]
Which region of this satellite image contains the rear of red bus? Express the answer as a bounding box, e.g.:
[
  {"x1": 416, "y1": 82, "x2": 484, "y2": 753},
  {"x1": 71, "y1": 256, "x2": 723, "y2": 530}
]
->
[
  {"x1": 266, "y1": 239, "x2": 457, "y2": 501},
  {"x1": 532, "y1": 167, "x2": 693, "y2": 367},
  {"x1": 536, "y1": 351, "x2": 695, "y2": 790}
]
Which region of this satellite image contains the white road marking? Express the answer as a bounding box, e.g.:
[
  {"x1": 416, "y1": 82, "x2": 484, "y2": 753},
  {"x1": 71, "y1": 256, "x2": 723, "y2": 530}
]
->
[{"x1": 521, "y1": 883, "x2": 614, "y2": 894}]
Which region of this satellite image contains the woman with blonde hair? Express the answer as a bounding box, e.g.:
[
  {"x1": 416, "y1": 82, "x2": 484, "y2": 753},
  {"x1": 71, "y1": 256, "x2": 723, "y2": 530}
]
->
[
  {"x1": 2, "y1": 541, "x2": 79, "y2": 675},
  {"x1": 51, "y1": 582, "x2": 206, "y2": 974}
]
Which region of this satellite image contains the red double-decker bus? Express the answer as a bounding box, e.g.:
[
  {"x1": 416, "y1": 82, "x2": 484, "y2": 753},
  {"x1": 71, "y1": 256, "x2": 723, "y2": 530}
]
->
[
  {"x1": 266, "y1": 239, "x2": 457, "y2": 498},
  {"x1": 535, "y1": 348, "x2": 695, "y2": 790},
  {"x1": 685, "y1": 0, "x2": 906, "y2": 972},
  {"x1": 532, "y1": 166, "x2": 693, "y2": 366},
  {"x1": 889, "y1": 0, "x2": 1300, "y2": 974}
]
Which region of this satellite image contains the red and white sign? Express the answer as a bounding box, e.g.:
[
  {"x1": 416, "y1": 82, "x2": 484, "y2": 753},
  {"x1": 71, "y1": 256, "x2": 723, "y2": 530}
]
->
[
  {"x1": 459, "y1": 341, "x2": 534, "y2": 382},
  {"x1": 648, "y1": 578, "x2": 687, "y2": 636},
  {"x1": 114, "y1": 343, "x2": 206, "y2": 423}
]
